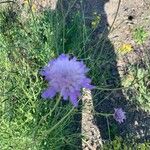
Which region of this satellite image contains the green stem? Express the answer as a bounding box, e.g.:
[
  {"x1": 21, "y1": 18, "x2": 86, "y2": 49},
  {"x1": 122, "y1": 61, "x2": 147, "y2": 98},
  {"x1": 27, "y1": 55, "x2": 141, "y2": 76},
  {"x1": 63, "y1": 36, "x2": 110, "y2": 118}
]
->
[
  {"x1": 106, "y1": 116, "x2": 111, "y2": 141},
  {"x1": 109, "y1": 0, "x2": 121, "y2": 33},
  {"x1": 42, "y1": 107, "x2": 74, "y2": 139},
  {"x1": 95, "y1": 112, "x2": 113, "y2": 117},
  {"x1": 50, "y1": 95, "x2": 61, "y2": 116},
  {"x1": 0, "y1": 1, "x2": 15, "y2": 4},
  {"x1": 33, "y1": 95, "x2": 61, "y2": 138},
  {"x1": 41, "y1": 95, "x2": 61, "y2": 122},
  {"x1": 95, "y1": 86, "x2": 128, "y2": 91}
]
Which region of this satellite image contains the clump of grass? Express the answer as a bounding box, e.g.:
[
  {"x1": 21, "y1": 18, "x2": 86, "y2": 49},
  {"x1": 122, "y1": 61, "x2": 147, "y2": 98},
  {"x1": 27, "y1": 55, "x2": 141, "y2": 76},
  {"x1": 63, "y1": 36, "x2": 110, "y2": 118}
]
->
[
  {"x1": 103, "y1": 136, "x2": 150, "y2": 150},
  {"x1": 0, "y1": 47, "x2": 81, "y2": 149},
  {"x1": 133, "y1": 27, "x2": 148, "y2": 45},
  {"x1": 122, "y1": 66, "x2": 150, "y2": 112}
]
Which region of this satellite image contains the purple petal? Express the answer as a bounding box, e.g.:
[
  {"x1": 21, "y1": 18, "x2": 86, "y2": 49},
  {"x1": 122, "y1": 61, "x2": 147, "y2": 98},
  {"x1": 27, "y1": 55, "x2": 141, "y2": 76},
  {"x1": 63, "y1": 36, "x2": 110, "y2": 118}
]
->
[
  {"x1": 40, "y1": 54, "x2": 94, "y2": 107},
  {"x1": 72, "y1": 57, "x2": 77, "y2": 61},
  {"x1": 69, "y1": 92, "x2": 78, "y2": 107},
  {"x1": 79, "y1": 62, "x2": 89, "y2": 73},
  {"x1": 82, "y1": 78, "x2": 95, "y2": 89},
  {"x1": 58, "y1": 54, "x2": 69, "y2": 60},
  {"x1": 113, "y1": 108, "x2": 126, "y2": 123},
  {"x1": 61, "y1": 88, "x2": 69, "y2": 100},
  {"x1": 42, "y1": 87, "x2": 56, "y2": 99},
  {"x1": 84, "y1": 84, "x2": 95, "y2": 89},
  {"x1": 48, "y1": 59, "x2": 56, "y2": 65}
]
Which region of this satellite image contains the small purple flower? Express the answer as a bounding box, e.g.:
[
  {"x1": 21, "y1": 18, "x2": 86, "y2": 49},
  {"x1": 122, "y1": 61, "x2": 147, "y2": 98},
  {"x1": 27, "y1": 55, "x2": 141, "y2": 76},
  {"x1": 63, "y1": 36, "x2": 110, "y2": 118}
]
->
[
  {"x1": 40, "y1": 54, "x2": 94, "y2": 107},
  {"x1": 113, "y1": 108, "x2": 126, "y2": 123}
]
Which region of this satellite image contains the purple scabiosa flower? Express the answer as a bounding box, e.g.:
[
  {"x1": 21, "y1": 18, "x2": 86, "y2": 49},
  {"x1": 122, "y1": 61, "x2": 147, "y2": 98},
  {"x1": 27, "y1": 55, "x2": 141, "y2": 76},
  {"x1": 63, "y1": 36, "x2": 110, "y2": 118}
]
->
[
  {"x1": 113, "y1": 108, "x2": 126, "y2": 123},
  {"x1": 40, "y1": 54, "x2": 94, "y2": 107}
]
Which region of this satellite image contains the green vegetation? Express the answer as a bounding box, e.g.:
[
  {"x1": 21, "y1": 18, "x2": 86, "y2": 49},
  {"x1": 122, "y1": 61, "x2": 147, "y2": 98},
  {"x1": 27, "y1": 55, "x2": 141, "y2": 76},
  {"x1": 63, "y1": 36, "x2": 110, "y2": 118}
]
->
[
  {"x1": 133, "y1": 27, "x2": 148, "y2": 45},
  {"x1": 123, "y1": 67, "x2": 150, "y2": 112},
  {"x1": 103, "y1": 136, "x2": 150, "y2": 150},
  {"x1": 0, "y1": 1, "x2": 82, "y2": 149},
  {"x1": 0, "y1": 0, "x2": 149, "y2": 149}
]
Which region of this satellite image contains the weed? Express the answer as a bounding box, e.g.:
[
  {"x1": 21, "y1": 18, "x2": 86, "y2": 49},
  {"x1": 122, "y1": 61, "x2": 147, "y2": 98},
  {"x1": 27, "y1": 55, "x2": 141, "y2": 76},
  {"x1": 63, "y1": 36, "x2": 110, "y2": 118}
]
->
[{"x1": 133, "y1": 27, "x2": 148, "y2": 45}]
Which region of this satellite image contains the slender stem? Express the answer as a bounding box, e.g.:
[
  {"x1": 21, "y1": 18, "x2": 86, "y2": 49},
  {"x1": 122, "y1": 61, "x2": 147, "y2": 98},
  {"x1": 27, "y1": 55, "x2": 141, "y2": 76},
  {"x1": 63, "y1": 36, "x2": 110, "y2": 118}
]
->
[
  {"x1": 41, "y1": 95, "x2": 61, "y2": 122},
  {"x1": 62, "y1": 18, "x2": 65, "y2": 53},
  {"x1": 50, "y1": 95, "x2": 61, "y2": 116},
  {"x1": 94, "y1": 0, "x2": 122, "y2": 58},
  {"x1": 0, "y1": 1, "x2": 15, "y2": 4},
  {"x1": 33, "y1": 95, "x2": 61, "y2": 138},
  {"x1": 95, "y1": 86, "x2": 128, "y2": 91},
  {"x1": 95, "y1": 112, "x2": 113, "y2": 117},
  {"x1": 106, "y1": 116, "x2": 111, "y2": 141},
  {"x1": 42, "y1": 107, "x2": 74, "y2": 139},
  {"x1": 108, "y1": 0, "x2": 121, "y2": 33},
  {"x1": 65, "y1": 0, "x2": 78, "y2": 18}
]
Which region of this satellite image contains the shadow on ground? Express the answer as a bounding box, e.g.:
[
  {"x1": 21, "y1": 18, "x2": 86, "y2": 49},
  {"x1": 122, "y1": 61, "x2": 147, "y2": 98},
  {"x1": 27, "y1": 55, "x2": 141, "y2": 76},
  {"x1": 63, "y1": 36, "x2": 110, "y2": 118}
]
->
[
  {"x1": 57, "y1": 0, "x2": 150, "y2": 145},
  {"x1": 79, "y1": 0, "x2": 150, "y2": 143}
]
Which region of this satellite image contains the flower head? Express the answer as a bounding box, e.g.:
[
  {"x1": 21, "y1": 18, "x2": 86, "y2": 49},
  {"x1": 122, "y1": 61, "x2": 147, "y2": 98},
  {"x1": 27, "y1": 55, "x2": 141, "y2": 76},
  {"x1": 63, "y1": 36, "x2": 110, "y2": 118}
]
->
[
  {"x1": 113, "y1": 108, "x2": 126, "y2": 123},
  {"x1": 40, "y1": 54, "x2": 94, "y2": 107},
  {"x1": 118, "y1": 43, "x2": 133, "y2": 54}
]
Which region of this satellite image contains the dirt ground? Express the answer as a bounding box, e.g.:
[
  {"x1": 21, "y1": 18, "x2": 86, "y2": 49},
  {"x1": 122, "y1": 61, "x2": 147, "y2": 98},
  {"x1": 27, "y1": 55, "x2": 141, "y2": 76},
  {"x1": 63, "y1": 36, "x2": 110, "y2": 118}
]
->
[
  {"x1": 101, "y1": 0, "x2": 150, "y2": 143},
  {"x1": 106, "y1": 0, "x2": 150, "y2": 66},
  {"x1": 82, "y1": 0, "x2": 150, "y2": 149}
]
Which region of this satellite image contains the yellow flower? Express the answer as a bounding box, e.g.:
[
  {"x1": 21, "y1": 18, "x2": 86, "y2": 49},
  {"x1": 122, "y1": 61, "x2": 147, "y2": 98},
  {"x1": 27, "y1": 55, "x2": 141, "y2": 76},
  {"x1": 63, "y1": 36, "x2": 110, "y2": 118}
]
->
[
  {"x1": 24, "y1": 0, "x2": 29, "y2": 4},
  {"x1": 31, "y1": 4, "x2": 37, "y2": 12},
  {"x1": 118, "y1": 43, "x2": 133, "y2": 54},
  {"x1": 23, "y1": 0, "x2": 37, "y2": 12}
]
